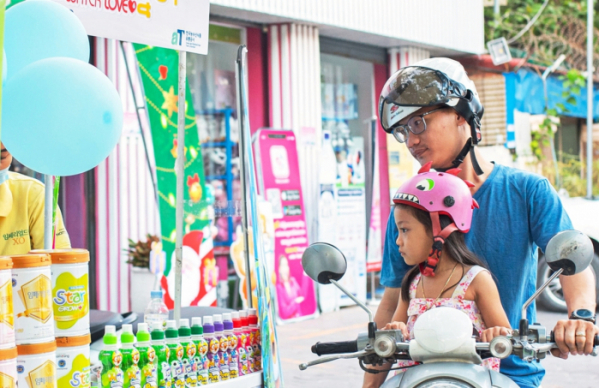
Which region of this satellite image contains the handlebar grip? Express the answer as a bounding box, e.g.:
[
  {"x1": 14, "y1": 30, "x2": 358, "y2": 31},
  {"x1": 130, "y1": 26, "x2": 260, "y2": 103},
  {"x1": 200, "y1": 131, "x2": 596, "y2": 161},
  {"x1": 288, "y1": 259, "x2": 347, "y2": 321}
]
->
[
  {"x1": 549, "y1": 332, "x2": 599, "y2": 346},
  {"x1": 311, "y1": 340, "x2": 358, "y2": 356}
]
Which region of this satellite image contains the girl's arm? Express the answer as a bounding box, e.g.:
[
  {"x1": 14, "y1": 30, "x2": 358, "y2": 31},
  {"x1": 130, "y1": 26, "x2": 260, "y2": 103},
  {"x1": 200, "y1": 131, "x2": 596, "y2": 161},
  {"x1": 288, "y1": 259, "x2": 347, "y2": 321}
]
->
[
  {"x1": 382, "y1": 291, "x2": 410, "y2": 339},
  {"x1": 469, "y1": 270, "x2": 512, "y2": 342}
]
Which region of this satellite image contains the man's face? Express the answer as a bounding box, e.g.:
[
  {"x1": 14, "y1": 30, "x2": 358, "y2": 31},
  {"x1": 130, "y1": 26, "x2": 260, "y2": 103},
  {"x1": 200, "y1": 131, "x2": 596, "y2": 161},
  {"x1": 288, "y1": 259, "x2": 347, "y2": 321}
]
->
[
  {"x1": 0, "y1": 143, "x2": 12, "y2": 170},
  {"x1": 399, "y1": 105, "x2": 468, "y2": 170}
]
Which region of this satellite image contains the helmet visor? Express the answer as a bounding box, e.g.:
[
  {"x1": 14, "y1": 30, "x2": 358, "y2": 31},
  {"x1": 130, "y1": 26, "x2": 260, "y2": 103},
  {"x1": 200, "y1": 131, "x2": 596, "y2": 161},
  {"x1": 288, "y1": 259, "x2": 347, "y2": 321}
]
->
[{"x1": 379, "y1": 67, "x2": 467, "y2": 132}]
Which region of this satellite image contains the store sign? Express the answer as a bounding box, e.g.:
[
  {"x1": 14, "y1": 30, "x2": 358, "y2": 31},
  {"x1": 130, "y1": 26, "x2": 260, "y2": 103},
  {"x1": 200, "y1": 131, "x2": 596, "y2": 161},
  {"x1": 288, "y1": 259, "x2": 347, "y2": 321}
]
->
[
  {"x1": 51, "y1": 0, "x2": 210, "y2": 54},
  {"x1": 253, "y1": 129, "x2": 317, "y2": 323}
]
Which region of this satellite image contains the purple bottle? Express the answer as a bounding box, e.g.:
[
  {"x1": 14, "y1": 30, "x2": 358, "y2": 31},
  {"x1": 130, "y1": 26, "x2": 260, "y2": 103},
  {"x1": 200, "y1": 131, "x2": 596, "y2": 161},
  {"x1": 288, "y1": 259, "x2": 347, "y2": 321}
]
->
[
  {"x1": 203, "y1": 316, "x2": 220, "y2": 384},
  {"x1": 213, "y1": 314, "x2": 229, "y2": 381}
]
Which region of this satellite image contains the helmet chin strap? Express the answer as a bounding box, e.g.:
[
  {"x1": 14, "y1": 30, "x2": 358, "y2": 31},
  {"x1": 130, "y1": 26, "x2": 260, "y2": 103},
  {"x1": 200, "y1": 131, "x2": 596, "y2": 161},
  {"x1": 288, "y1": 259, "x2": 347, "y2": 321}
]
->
[
  {"x1": 435, "y1": 139, "x2": 484, "y2": 176},
  {"x1": 419, "y1": 212, "x2": 459, "y2": 277}
]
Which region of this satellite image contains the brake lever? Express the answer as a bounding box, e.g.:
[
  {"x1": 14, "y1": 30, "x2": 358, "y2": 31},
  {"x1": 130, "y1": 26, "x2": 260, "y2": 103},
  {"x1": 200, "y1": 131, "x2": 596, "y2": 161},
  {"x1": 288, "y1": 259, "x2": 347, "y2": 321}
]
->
[{"x1": 299, "y1": 349, "x2": 372, "y2": 370}]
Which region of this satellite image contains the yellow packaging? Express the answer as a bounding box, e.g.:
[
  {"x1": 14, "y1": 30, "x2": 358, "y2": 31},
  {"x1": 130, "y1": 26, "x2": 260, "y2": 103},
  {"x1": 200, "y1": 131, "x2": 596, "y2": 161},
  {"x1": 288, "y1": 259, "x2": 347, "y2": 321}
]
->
[
  {"x1": 0, "y1": 347, "x2": 17, "y2": 388},
  {"x1": 11, "y1": 255, "x2": 54, "y2": 344},
  {"x1": 55, "y1": 336, "x2": 91, "y2": 388},
  {"x1": 16, "y1": 341, "x2": 57, "y2": 388},
  {"x1": 0, "y1": 257, "x2": 14, "y2": 348}
]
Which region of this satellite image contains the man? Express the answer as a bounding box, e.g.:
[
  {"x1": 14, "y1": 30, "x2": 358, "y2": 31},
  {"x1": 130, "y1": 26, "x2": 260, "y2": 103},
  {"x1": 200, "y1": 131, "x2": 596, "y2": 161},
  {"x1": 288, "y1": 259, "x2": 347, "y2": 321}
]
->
[
  {"x1": 0, "y1": 143, "x2": 70, "y2": 254},
  {"x1": 363, "y1": 58, "x2": 597, "y2": 388}
]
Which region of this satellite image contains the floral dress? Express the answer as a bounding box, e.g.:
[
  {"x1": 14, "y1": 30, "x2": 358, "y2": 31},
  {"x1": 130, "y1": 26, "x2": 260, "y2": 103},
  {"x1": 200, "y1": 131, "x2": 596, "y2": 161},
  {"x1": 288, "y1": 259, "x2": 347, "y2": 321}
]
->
[{"x1": 396, "y1": 265, "x2": 501, "y2": 372}]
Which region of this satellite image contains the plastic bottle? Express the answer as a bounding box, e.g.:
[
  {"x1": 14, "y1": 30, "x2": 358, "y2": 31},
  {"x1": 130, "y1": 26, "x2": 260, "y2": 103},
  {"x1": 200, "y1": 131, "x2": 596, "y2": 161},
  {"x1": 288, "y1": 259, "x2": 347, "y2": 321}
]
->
[
  {"x1": 248, "y1": 309, "x2": 262, "y2": 372},
  {"x1": 165, "y1": 321, "x2": 184, "y2": 388},
  {"x1": 151, "y1": 325, "x2": 171, "y2": 388},
  {"x1": 232, "y1": 312, "x2": 247, "y2": 377},
  {"x1": 212, "y1": 315, "x2": 229, "y2": 381},
  {"x1": 178, "y1": 319, "x2": 197, "y2": 388},
  {"x1": 202, "y1": 317, "x2": 219, "y2": 384},
  {"x1": 135, "y1": 323, "x2": 158, "y2": 388},
  {"x1": 121, "y1": 324, "x2": 141, "y2": 388},
  {"x1": 190, "y1": 318, "x2": 208, "y2": 386},
  {"x1": 99, "y1": 325, "x2": 124, "y2": 388},
  {"x1": 144, "y1": 291, "x2": 169, "y2": 331},
  {"x1": 239, "y1": 310, "x2": 252, "y2": 374},
  {"x1": 223, "y1": 313, "x2": 237, "y2": 379}
]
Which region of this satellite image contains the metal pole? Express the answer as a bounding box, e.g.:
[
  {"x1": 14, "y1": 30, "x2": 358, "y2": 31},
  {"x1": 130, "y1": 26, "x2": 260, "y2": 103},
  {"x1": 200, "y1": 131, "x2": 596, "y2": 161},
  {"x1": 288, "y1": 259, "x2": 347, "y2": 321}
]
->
[
  {"x1": 494, "y1": 0, "x2": 500, "y2": 16},
  {"x1": 44, "y1": 175, "x2": 54, "y2": 249},
  {"x1": 236, "y1": 46, "x2": 253, "y2": 309},
  {"x1": 587, "y1": 0, "x2": 594, "y2": 199},
  {"x1": 174, "y1": 50, "x2": 187, "y2": 322}
]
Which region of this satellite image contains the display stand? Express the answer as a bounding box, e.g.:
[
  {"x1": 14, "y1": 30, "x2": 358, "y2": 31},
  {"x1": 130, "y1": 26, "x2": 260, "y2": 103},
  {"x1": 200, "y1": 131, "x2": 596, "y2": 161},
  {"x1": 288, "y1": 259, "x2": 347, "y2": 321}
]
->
[{"x1": 212, "y1": 372, "x2": 263, "y2": 388}]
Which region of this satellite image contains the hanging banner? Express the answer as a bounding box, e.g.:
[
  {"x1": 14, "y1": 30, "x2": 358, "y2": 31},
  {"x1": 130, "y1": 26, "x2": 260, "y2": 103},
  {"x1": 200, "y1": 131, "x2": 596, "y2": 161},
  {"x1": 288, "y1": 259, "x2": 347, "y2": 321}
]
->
[
  {"x1": 367, "y1": 134, "x2": 382, "y2": 273},
  {"x1": 134, "y1": 44, "x2": 215, "y2": 308},
  {"x1": 50, "y1": 0, "x2": 210, "y2": 54},
  {"x1": 335, "y1": 137, "x2": 367, "y2": 306},
  {"x1": 253, "y1": 128, "x2": 318, "y2": 322}
]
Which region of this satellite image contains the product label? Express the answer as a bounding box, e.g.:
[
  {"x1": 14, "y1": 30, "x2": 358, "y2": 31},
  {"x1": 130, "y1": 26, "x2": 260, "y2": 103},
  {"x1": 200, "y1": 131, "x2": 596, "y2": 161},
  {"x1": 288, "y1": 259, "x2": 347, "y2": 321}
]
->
[
  {"x1": 158, "y1": 362, "x2": 170, "y2": 388},
  {"x1": 121, "y1": 348, "x2": 141, "y2": 388},
  {"x1": 246, "y1": 345, "x2": 254, "y2": 374},
  {"x1": 15, "y1": 274, "x2": 53, "y2": 323},
  {"x1": 181, "y1": 343, "x2": 196, "y2": 388},
  {"x1": 228, "y1": 348, "x2": 238, "y2": 379},
  {"x1": 167, "y1": 344, "x2": 184, "y2": 388},
  {"x1": 217, "y1": 355, "x2": 228, "y2": 381},
  {"x1": 206, "y1": 354, "x2": 219, "y2": 384},
  {"x1": 136, "y1": 347, "x2": 157, "y2": 388},
  {"x1": 24, "y1": 360, "x2": 56, "y2": 388},
  {"x1": 0, "y1": 272, "x2": 15, "y2": 345},
  {"x1": 52, "y1": 272, "x2": 89, "y2": 330},
  {"x1": 57, "y1": 353, "x2": 90, "y2": 388},
  {"x1": 194, "y1": 356, "x2": 208, "y2": 387},
  {"x1": 238, "y1": 347, "x2": 247, "y2": 376},
  {"x1": 100, "y1": 350, "x2": 124, "y2": 388},
  {"x1": 0, "y1": 371, "x2": 16, "y2": 388}
]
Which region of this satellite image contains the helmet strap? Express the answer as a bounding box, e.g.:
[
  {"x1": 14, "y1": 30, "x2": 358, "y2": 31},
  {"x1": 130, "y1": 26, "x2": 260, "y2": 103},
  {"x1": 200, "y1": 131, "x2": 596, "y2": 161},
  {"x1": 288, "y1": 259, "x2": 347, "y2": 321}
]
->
[
  {"x1": 436, "y1": 139, "x2": 483, "y2": 176},
  {"x1": 420, "y1": 212, "x2": 459, "y2": 277}
]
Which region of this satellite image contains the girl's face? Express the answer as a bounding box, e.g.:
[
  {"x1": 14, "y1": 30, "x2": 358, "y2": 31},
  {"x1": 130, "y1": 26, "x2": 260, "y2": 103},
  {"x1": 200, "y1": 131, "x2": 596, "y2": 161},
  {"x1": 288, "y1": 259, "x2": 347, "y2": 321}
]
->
[{"x1": 393, "y1": 206, "x2": 433, "y2": 266}]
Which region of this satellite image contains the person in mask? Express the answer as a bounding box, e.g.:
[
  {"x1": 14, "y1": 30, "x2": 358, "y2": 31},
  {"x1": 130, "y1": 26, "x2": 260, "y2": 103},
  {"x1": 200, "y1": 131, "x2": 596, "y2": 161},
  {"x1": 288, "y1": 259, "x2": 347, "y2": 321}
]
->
[
  {"x1": 363, "y1": 58, "x2": 597, "y2": 388},
  {"x1": 0, "y1": 143, "x2": 70, "y2": 254}
]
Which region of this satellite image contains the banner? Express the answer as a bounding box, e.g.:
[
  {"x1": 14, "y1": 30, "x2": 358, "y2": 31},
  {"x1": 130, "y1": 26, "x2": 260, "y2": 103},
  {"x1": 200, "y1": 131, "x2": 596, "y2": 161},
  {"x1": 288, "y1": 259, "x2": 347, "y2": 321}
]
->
[
  {"x1": 50, "y1": 0, "x2": 210, "y2": 54},
  {"x1": 366, "y1": 134, "x2": 382, "y2": 273},
  {"x1": 134, "y1": 44, "x2": 215, "y2": 308},
  {"x1": 253, "y1": 129, "x2": 317, "y2": 322}
]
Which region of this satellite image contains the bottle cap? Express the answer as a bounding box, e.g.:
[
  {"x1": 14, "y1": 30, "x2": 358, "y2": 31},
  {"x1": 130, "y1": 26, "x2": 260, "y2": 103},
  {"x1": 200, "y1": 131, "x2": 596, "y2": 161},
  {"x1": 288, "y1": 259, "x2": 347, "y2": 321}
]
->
[
  {"x1": 179, "y1": 319, "x2": 191, "y2": 337},
  {"x1": 239, "y1": 310, "x2": 247, "y2": 318},
  {"x1": 214, "y1": 320, "x2": 224, "y2": 332},
  {"x1": 233, "y1": 318, "x2": 241, "y2": 329},
  {"x1": 224, "y1": 321, "x2": 233, "y2": 331},
  {"x1": 213, "y1": 314, "x2": 222, "y2": 323},
  {"x1": 203, "y1": 316, "x2": 213, "y2": 325},
  {"x1": 151, "y1": 290, "x2": 163, "y2": 299},
  {"x1": 121, "y1": 324, "x2": 135, "y2": 344},
  {"x1": 248, "y1": 308, "x2": 257, "y2": 316},
  {"x1": 104, "y1": 325, "x2": 117, "y2": 345},
  {"x1": 231, "y1": 312, "x2": 239, "y2": 320},
  {"x1": 191, "y1": 324, "x2": 204, "y2": 336},
  {"x1": 249, "y1": 314, "x2": 258, "y2": 325},
  {"x1": 165, "y1": 320, "x2": 179, "y2": 339},
  {"x1": 151, "y1": 328, "x2": 165, "y2": 340},
  {"x1": 223, "y1": 313, "x2": 232, "y2": 322},
  {"x1": 137, "y1": 323, "x2": 151, "y2": 343},
  {"x1": 191, "y1": 317, "x2": 202, "y2": 326},
  {"x1": 241, "y1": 316, "x2": 249, "y2": 328},
  {"x1": 203, "y1": 316, "x2": 214, "y2": 334}
]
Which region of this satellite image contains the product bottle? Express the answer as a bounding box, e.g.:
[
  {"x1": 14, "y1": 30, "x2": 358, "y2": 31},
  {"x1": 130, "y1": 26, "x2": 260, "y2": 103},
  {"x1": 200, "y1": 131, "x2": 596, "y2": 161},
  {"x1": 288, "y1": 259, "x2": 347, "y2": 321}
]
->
[
  {"x1": 135, "y1": 323, "x2": 158, "y2": 388},
  {"x1": 248, "y1": 308, "x2": 262, "y2": 371},
  {"x1": 239, "y1": 310, "x2": 252, "y2": 374},
  {"x1": 178, "y1": 319, "x2": 197, "y2": 388},
  {"x1": 121, "y1": 324, "x2": 141, "y2": 388},
  {"x1": 223, "y1": 313, "x2": 238, "y2": 379},
  {"x1": 99, "y1": 325, "x2": 124, "y2": 388},
  {"x1": 165, "y1": 320, "x2": 185, "y2": 388},
  {"x1": 191, "y1": 318, "x2": 208, "y2": 386},
  {"x1": 151, "y1": 325, "x2": 172, "y2": 388},
  {"x1": 203, "y1": 316, "x2": 220, "y2": 384},
  {"x1": 213, "y1": 315, "x2": 229, "y2": 381},
  {"x1": 233, "y1": 312, "x2": 247, "y2": 376},
  {"x1": 145, "y1": 290, "x2": 169, "y2": 331}
]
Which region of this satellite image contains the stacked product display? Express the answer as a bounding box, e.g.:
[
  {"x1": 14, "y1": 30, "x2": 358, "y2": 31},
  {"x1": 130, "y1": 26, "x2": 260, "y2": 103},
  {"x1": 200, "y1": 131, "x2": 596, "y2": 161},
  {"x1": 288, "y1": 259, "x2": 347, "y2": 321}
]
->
[
  {"x1": 97, "y1": 309, "x2": 262, "y2": 388},
  {"x1": 0, "y1": 249, "x2": 91, "y2": 388}
]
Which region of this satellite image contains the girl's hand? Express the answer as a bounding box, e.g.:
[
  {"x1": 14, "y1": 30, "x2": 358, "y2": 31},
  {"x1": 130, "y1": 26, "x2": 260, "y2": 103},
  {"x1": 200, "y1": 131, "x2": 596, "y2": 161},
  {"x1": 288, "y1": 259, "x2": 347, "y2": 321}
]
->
[
  {"x1": 480, "y1": 326, "x2": 512, "y2": 343},
  {"x1": 383, "y1": 321, "x2": 409, "y2": 339}
]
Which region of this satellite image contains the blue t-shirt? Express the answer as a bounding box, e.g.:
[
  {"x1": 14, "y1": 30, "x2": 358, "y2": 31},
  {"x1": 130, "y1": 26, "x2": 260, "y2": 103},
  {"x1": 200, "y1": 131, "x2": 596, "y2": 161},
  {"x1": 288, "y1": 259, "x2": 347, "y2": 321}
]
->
[{"x1": 381, "y1": 164, "x2": 573, "y2": 388}]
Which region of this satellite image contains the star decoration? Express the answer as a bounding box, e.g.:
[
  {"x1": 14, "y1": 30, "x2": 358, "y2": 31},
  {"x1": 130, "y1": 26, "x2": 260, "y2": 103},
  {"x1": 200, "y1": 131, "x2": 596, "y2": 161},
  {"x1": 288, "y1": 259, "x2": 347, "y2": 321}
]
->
[{"x1": 162, "y1": 86, "x2": 179, "y2": 118}]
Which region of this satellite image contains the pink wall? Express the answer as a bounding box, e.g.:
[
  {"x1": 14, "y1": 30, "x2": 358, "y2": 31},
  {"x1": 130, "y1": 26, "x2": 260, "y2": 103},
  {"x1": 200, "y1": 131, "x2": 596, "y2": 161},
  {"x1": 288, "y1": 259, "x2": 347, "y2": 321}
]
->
[
  {"x1": 247, "y1": 27, "x2": 268, "y2": 134},
  {"x1": 374, "y1": 62, "x2": 390, "y2": 250}
]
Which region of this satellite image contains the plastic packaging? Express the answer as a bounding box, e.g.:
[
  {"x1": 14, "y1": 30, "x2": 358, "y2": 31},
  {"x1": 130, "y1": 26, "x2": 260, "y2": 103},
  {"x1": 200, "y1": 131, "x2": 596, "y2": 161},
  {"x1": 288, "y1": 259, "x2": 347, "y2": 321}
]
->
[
  {"x1": 56, "y1": 334, "x2": 91, "y2": 388},
  {"x1": 212, "y1": 315, "x2": 228, "y2": 381},
  {"x1": 144, "y1": 291, "x2": 168, "y2": 332},
  {"x1": 16, "y1": 340, "x2": 57, "y2": 388},
  {"x1": 248, "y1": 309, "x2": 261, "y2": 371},
  {"x1": 11, "y1": 254, "x2": 54, "y2": 344},
  {"x1": 150, "y1": 325, "x2": 171, "y2": 388},
  {"x1": 222, "y1": 314, "x2": 237, "y2": 379},
  {"x1": 202, "y1": 317, "x2": 219, "y2": 384},
  {"x1": 191, "y1": 318, "x2": 208, "y2": 386},
  {"x1": 120, "y1": 325, "x2": 141, "y2": 388},
  {"x1": 164, "y1": 321, "x2": 184, "y2": 388},
  {"x1": 239, "y1": 311, "x2": 252, "y2": 374},
  {"x1": 177, "y1": 319, "x2": 196, "y2": 388},
  {"x1": 0, "y1": 347, "x2": 17, "y2": 388},
  {"x1": 0, "y1": 257, "x2": 15, "y2": 348},
  {"x1": 99, "y1": 326, "x2": 123, "y2": 388},
  {"x1": 134, "y1": 323, "x2": 157, "y2": 388}
]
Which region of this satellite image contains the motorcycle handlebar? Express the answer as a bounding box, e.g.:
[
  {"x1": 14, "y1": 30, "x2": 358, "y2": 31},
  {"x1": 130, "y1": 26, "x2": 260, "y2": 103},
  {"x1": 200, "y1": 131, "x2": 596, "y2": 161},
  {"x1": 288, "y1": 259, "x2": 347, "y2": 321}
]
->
[
  {"x1": 311, "y1": 340, "x2": 359, "y2": 356},
  {"x1": 550, "y1": 332, "x2": 599, "y2": 346}
]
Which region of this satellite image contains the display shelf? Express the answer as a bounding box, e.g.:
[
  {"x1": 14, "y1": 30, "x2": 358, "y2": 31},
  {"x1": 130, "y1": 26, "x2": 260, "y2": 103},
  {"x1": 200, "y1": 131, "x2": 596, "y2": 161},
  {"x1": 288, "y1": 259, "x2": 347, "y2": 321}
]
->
[{"x1": 212, "y1": 372, "x2": 263, "y2": 388}]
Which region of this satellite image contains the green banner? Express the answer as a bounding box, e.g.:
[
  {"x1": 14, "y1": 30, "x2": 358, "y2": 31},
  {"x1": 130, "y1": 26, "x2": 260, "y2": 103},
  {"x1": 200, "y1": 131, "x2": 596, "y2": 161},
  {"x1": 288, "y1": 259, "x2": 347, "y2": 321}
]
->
[{"x1": 134, "y1": 44, "x2": 213, "y2": 308}]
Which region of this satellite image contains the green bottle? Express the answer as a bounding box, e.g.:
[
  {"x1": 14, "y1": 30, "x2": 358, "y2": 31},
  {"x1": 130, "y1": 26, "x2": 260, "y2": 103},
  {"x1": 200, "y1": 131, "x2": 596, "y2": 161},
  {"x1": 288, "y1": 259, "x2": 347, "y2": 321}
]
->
[
  {"x1": 135, "y1": 323, "x2": 158, "y2": 388},
  {"x1": 165, "y1": 320, "x2": 185, "y2": 388},
  {"x1": 151, "y1": 325, "x2": 172, "y2": 388},
  {"x1": 100, "y1": 325, "x2": 124, "y2": 388},
  {"x1": 178, "y1": 319, "x2": 197, "y2": 388},
  {"x1": 191, "y1": 318, "x2": 208, "y2": 386},
  {"x1": 120, "y1": 324, "x2": 141, "y2": 388}
]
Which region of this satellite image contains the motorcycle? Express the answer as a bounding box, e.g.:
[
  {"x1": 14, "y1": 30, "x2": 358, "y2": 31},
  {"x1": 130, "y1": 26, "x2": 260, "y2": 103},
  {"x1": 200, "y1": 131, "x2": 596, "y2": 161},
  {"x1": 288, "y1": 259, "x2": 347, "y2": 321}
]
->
[{"x1": 299, "y1": 230, "x2": 599, "y2": 388}]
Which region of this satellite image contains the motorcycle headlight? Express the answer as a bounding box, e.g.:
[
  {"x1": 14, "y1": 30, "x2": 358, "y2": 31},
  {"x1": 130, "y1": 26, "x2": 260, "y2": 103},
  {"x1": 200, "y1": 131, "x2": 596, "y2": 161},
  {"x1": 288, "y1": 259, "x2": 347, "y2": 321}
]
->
[{"x1": 416, "y1": 378, "x2": 474, "y2": 388}]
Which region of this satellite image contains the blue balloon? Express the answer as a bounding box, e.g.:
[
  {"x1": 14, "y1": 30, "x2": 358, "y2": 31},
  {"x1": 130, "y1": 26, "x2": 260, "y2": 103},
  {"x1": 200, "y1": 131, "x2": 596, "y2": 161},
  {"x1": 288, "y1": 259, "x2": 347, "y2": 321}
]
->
[
  {"x1": 5, "y1": 0, "x2": 89, "y2": 80},
  {"x1": 2, "y1": 50, "x2": 7, "y2": 85},
  {"x1": 2, "y1": 58, "x2": 123, "y2": 176}
]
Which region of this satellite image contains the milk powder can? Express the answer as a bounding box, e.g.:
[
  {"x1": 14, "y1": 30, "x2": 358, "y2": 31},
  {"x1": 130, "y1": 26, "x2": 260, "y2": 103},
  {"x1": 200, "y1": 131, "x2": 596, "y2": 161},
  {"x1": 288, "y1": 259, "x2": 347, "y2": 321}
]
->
[
  {"x1": 16, "y1": 340, "x2": 57, "y2": 388},
  {"x1": 0, "y1": 257, "x2": 15, "y2": 348},
  {"x1": 55, "y1": 335, "x2": 91, "y2": 388},
  {"x1": 0, "y1": 346, "x2": 17, "y2": 388}
]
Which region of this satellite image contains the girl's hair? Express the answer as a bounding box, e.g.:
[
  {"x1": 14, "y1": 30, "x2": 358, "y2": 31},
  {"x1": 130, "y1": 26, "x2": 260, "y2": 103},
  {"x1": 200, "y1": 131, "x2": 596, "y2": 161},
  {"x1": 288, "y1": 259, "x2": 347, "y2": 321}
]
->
[{"x1": 397, "y1": 203, "x2": 489, "y2": 302}]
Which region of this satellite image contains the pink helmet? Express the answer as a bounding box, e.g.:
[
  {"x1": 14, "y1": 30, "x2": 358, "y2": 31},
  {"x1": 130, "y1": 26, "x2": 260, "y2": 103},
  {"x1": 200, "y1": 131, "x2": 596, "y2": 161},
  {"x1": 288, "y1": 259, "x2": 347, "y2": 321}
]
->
[{"x1": 392, "y1": 162, "x2": 479, "y2": 276}]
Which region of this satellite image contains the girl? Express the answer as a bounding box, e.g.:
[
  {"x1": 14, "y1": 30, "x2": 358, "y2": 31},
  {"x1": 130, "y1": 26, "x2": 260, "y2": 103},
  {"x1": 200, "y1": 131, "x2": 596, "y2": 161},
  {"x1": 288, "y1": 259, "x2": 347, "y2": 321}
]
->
[{"x1": 384, "y1": 162, "x2": 511, "y2": 371}]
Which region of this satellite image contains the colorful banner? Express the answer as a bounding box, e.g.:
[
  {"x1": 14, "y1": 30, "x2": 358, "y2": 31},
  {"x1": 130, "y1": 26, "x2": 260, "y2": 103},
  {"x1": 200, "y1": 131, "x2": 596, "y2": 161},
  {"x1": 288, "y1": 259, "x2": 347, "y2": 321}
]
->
[
  {"x1": 367, "y1": 133, "x2": 382, "y2": 273},
  {"x1": 134, "y1": 44, "x2": 215, "y2": 308},
  {"x1": 253, "y1": 129, "x2": 317, "y2": 322},
  {"x1": 50, "y1": 0, "x2": 210, "y2": 54}
]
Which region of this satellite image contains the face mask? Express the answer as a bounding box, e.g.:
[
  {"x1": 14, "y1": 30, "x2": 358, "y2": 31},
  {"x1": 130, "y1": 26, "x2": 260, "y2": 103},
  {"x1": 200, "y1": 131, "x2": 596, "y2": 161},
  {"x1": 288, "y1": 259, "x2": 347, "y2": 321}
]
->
[{"x1": 0, "y1": 167, "x2": 9, "y2": 185}]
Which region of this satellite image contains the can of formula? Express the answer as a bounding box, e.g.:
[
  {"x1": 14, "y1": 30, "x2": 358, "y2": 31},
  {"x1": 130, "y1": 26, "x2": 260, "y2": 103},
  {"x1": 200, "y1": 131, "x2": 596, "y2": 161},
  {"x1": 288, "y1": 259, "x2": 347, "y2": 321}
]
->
[
  {"x1": 16, "y1": 341, "x2": 57, "y2": 388},
  {"x1": 55, "y1": 335, "x2": 91, "y2": 388},
  {"x1": 31, "y1": 250, "x2": 90, "y2": 337},
  {"x1": 0, "y1": 257, "x2": 15, "y2": 349},
  {"x1": 11, "y1": 254, "x2": 53, "y2": 345},
  {"x1": 0, "y1": 346, "x2": 17, "y2": 388}
]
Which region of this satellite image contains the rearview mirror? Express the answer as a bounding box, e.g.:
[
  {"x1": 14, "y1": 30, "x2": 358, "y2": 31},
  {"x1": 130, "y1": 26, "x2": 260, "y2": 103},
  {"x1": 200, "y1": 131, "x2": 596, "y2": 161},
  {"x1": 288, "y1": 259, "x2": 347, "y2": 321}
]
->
[
  {"x1": 301, "y1": 243, "x2": 347, "y2": 285},
  {"x1": 545, "y1": 230, "x2": 593, "y2": 276}
]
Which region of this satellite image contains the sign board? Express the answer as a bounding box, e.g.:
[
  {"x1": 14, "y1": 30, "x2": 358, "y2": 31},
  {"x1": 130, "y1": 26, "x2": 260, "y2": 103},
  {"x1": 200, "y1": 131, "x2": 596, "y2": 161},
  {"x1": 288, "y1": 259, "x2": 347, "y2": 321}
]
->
[{"x1": 51, "y1": 0, "x2": 210, "y2": 54}]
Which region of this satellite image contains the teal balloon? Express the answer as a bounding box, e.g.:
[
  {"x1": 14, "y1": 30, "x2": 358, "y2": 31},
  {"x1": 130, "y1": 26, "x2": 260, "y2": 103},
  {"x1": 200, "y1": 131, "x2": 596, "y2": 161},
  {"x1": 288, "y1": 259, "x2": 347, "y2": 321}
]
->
[
  {"x1": 5, "y1": 0, "x2": 89, "y2": 80},
  {"x1": 2, "y1": 58, "x2": 123, "y2": 176},
  {"x1": 2, "y1": 50, "x2": 7, "y2": 84}
]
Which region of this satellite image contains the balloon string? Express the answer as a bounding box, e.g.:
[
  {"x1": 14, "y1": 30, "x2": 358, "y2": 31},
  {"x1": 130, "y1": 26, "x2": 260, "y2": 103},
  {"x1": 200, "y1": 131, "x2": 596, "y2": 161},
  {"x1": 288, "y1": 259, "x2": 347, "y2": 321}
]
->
[{"x1": 52, "y1": 176, "x2": 60, "y2": 249}]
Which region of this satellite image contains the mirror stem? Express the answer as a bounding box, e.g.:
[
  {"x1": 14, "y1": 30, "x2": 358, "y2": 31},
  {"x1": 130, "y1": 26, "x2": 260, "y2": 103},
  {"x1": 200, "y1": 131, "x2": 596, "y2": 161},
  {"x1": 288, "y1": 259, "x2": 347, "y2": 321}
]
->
[
  {"x1": 330, "y1": 279, "x2": 374, "y2": 322},
  {"x1": 521, "y1": 268, "x2": 563, "y2": 322}
]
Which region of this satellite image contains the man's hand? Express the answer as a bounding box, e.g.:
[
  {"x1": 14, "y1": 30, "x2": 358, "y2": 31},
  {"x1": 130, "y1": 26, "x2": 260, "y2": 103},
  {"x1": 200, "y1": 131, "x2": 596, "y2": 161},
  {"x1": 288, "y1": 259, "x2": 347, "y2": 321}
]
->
[
  {"x1": 480, "y1": 327, "x2": 512, "y2": 343},
  {"x1": 551, "y1": 319, "x2": 599, "y2": 358}
]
